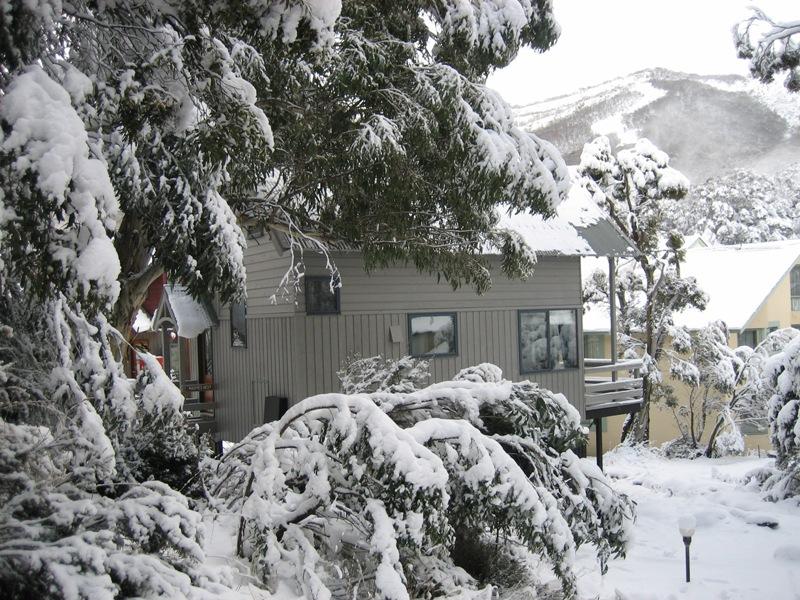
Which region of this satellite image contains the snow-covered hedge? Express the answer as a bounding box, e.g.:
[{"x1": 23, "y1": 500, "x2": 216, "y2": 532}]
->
[{"x1": 210, "y1": 364, "x2": 635, "y2": 599}]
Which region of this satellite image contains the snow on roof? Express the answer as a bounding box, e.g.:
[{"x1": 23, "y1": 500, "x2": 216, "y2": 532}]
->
[
  {"x1": 165, "y1": 284, "x2": 214, "y2": 338},
  {"x1": 496, "y1": 180, "x2": 634, "y2": 257},
  {"x1": 676, "y1": 239, "x2": 800, "y2": 330},
  {"x1": 582, "y1": 239, "x2": 800, "y2": 333}
]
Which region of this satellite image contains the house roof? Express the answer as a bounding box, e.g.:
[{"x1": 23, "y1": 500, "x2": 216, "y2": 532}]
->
[
  {"x1": 582, "y1": 239, "x2": 800, "y2": 333},
  {"x1": 271, "y1": 179, "x2": 635, "y2": 259},
  {"x1": 132, "y1": 281, "x2": 217, "y2": 339},
  {"x1": 495, "y1": 181, "x2": 635, "y2": 257},
  {"x1": 676, "y1": 239, "x2": 800, "y2": 330}
]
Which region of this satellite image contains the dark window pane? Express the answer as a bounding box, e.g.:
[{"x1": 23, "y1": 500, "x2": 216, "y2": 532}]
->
[
  {"x1": 305, "y1": 277, "x2": 339, "y2": 314},
  {"x1": 550, "y1": 309, "x2": 578, "y2": 369},
  {"x1": 231, "y1": 300, "x2": 247, "y2": 348},
  {"x1": 792, "y1": 266, "x2": 800, "y2": 311},
  {"x1": 739, "y1": 329, "x2": 757, "y2": 348},
  {"x1": 409, "y1": 314, "x2": 456, "y2": 355},
  {"x1": 520, "y1": 311, "x2": 548, "y2": 372}
]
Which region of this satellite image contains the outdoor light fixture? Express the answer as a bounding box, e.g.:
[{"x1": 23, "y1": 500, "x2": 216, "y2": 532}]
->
[{"x1": 678, "y1": 515, "x2": 696, "y2": 583}]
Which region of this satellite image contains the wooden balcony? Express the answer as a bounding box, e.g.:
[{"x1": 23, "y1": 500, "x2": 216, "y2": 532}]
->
[
  {"x1": 583, "y1": 358, "x2": 644, "y2": 470},
  {"x1": 584, "y1": 358, "x2": 644, "y2": 419}
]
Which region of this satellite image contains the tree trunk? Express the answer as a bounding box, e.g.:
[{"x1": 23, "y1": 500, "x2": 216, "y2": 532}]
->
[
  {"x1": 704, "y1": 416, "x2": 725, "y2": 457},
  {"x1": 111, "y1": 215, "x2": 164, "y2": 343}
]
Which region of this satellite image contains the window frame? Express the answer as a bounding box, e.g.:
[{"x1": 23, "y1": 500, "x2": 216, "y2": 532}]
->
[
  {"x1": 407, "y1": 312, "x2": 459, "y2": 357},
  {"x1": 304, "y1": 276, "x2": 341, "y2": 315},
  {"x1": 791, "y1": 265, "x2": 800, "y2": 312},
  {"x1": 583, "y1": 332, "x2": 607, "y2": 360},
  {"x1": 518, "y1": 308, "x2": 580, "y2": 374},
  {"x1": 230, "y1": 299, "x2": 247, "y2": 348}
]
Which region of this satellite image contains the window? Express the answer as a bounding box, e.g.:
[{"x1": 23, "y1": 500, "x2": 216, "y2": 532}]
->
[
  {"x1": 583, "y1": 333, "x2": 606, "y2": 359},
  {"x1": 519, "y1": 309, "x2": 578, "y2": 373},
  {"x1": 305, "y1": 276, "x2": 340, "y2": 315},
  {"x1": 230, "y1": 300, "x2": 247, "y2": 348},
  {"x1": 738, "y1": 329, "x2": 759, "y2": 349},
  {"x1": 408, "y1": 313, "x2": 457, "y2": 356},
  {"x1": 792, "y1": 265, "x2": 800, "y2": 312}
]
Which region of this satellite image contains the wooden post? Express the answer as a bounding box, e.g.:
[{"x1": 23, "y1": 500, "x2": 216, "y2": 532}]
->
[
  {"x1": 594, "y1": 417, "x2": 603, "y2": 471},
  {"x1": 608, "y1": 256, "x2": 617, "y2": 382}
]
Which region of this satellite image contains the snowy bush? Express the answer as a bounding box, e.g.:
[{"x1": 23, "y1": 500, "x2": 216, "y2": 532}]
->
[
  {"x1": 338, "y1": 354, "x2": 430, "y2": 394},
  {"x1": 0, "y1": 293, "x2": 234, "y2": 598},
  {"x1": 741, "y1": 332, "x2": 800, "y2": 500},
  {"x1": 0, "y1": 421, "x2": 233, "y2": 599},
  {"x1": 702, "y1": 328, "x2": 800, "y2": 458},
  {"x1": 211, "y1": 364, "x2": 634, "y2": 599}
]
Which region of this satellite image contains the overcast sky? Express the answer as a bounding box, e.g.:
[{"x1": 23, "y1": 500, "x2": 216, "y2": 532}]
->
[{"x1": 487, "y1": 0, "x2": 796, "y2": 106}]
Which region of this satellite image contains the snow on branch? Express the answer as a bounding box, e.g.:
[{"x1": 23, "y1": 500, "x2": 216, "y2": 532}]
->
[
  {"x1": 0, "y1": 66, "x2": 121, "y2": 304},
  {"x1": 735, "y1": 8, "x2": 800, "y2": 92},
  {"x1": 211, "y1": 362, "x2": 632, "y2": 599}
]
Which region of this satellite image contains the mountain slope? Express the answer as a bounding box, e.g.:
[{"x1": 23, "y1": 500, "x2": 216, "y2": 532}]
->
[{"x1": 516, "y1": 69, "x2": 800, "y2": 183}]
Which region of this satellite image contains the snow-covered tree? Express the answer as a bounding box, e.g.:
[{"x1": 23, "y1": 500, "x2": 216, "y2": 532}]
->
[
  {"x1": 751, "y1": 332, "x2": 800, "y2": 499},
  {"x1": 703, "y1": 327, "x2": 800, "y2": 458},
  {"x1": 1, "y1": 0, "x2": 569, "y2": 336},
  {"x1": 665, "y1": 168, "x2": 800, "y2": 245},
  {"x1": 734, "y1": 8, "x2": 800, "y2": 92},
  {"x1": 660, "y1": 321, "x2": 742, "y2": 455},
  {"x1": 579, "y1": 136, "x2": 707, "y2": 443},
  {"x1": 0, "y1": 283, "x2": 234, "y2": 597},
  {"x1": 209, "y1": 364, "x2": 634, "y2": 599}
]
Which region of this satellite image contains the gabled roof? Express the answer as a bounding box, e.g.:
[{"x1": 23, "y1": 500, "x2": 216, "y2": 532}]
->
[
  {"x1": 582, "y1": 239, "x2": 800, "y2": 333},
  {"x1": 271, "y1": 180, "x2": 635, "y2": 259},
  {"x1": 676, "y1": 239, "x2": 800, "y2": 330},
  {"x1": 495, "y1": 181, "x2": 635, "y2": 257}
]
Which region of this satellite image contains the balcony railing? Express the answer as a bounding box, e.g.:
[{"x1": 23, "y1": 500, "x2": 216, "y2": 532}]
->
[{"x1": 584, "y1": 358, "x2": 644, "y2": 418}]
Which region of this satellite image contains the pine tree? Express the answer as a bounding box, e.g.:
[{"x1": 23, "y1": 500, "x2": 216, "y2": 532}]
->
[{"x1": 579, "y1": 136, "x2": 707, "y2": 443}]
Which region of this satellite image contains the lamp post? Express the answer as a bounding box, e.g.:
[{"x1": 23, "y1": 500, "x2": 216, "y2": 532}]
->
[{"x1": 678, "y1": 516, "x2": 696, "y2": 583}]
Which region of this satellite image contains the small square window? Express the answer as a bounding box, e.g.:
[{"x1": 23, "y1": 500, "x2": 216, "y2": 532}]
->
[
  {"x1": 305, "y1": 277, "x2": 340, "y2": 315},
  {"x1": 231, "y1": 300, "x2": 247, "y2": 348},
  {"x1": 408, "y1": 313, "x2": 457, "y2": 356}
]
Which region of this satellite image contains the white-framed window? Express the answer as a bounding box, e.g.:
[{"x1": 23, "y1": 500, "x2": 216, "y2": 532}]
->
[
  {"x1": 408, "y1": 312, "x2": 458, "y2": 356},
  {"x1": 519, "y1": 309, "x2": 579, "y2": 373},
  {"x1": 791, "y1": 265, "x2": 800, "y2": 312}
]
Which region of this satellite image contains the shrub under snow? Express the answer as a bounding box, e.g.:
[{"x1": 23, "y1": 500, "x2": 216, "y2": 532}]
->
[
  {"x1": 757, "y1": 334, "x2": 800, "y2": 499},
  {"x1": 210, "y1": 363, "x2": 635, "y2": 599}
]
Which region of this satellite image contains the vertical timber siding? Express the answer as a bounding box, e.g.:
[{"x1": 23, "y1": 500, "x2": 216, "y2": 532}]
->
[
  {"x1": 214, "y1": 249, "x2": 586, "y2": 441},
  {"x1": 214, "y1": 316, "x2": 296, "y2": 442},
  {"x1": 294, "y1": 309, "x2": 584, "y2": 414}
]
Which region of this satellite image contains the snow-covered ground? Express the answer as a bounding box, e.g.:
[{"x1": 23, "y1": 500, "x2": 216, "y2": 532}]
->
[{"x1": 576, "y1": 448, "x2": 800, "y2": 600}]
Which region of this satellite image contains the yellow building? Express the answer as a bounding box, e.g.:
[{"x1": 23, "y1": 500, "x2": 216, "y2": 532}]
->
[{"x1": 582, "y1": 238, "x2": 800, "y2": 453}]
